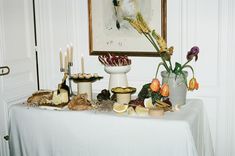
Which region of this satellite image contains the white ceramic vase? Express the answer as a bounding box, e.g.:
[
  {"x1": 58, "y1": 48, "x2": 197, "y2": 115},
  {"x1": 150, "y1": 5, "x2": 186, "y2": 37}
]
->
[
  {"x1": 161, "y1": 71, "x2": 188, "y2": 106},
  {"x1": 116, "y1": 93, "x2": 131, "y2": 104},
  {"x1": 77, "y1": 82, "x2": 92, "y2": 101},
  {"x1": 104, "y1": 65, "x2": 131, "y2": 91}
]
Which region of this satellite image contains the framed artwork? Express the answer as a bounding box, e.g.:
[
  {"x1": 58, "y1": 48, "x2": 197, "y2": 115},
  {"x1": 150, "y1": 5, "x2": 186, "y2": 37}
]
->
[{"x1": 88, "y1": 0, "x2": 167, "y2": 56}]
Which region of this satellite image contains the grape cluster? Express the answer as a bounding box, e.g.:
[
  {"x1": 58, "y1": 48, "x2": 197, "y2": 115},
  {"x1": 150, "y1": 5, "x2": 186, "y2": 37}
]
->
[{"x1": 97, "y1": 89, "x2": 111, "y2": 101}]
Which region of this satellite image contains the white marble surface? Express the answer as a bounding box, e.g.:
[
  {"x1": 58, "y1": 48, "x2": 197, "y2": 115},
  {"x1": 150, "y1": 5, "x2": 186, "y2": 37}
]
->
[{"x1": 8, "y1": 99, "x2": 214, "y2": 156}]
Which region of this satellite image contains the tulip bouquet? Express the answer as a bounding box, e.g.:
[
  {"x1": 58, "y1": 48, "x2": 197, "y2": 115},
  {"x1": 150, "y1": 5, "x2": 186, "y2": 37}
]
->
[{"x1": 124, "y1": 12, "x2": 199, "y2": 105}]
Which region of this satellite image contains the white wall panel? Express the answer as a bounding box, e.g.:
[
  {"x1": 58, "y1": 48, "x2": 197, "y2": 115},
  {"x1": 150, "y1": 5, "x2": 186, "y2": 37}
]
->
[
  {"x1": 35, "y1": 0, "x2": 68, "y2": 89},
  {"x1": 231, "y1": 1, "x2": 235, "y2": 155},
  {"x1": 196, "y1": 0, "x2": 219, "y2": 87},
  {"x1": 0, "y1": 0, "x2": 37, "y2": 102}
]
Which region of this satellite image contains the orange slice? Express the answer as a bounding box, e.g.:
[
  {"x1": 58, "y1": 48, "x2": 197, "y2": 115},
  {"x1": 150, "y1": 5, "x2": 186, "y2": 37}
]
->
[{"x1": 113, "y1": 103, "x2": 128, "y2": 113}]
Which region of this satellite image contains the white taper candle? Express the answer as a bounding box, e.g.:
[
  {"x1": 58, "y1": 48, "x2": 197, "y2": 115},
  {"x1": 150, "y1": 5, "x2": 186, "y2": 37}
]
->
[
  {"x1": 81, "y1": 54, "x2": 84, "y2": 73},
  {"x1": 59, "y1": 48, "x2": 63, "y2": 70},
  {"x1": 64, "y1": 52, "x2": 68, "y2": 73},
  {"x1": 67, "y1": 44, "x2": 70, "y2": 64},
  {"x1": 70, "y1": 43, "x2": 73, "y2": 63}
]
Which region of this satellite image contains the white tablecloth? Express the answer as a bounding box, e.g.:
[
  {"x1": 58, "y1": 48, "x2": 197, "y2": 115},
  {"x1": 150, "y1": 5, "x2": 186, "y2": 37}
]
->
[{"x1": 8, "y1": 99, "x2": 214, "y2": 156}]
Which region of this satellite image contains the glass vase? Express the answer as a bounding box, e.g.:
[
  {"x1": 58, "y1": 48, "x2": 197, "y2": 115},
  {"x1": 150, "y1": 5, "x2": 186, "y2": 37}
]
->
[{"x1": 161, "y1": 71, "x2": 188, "y2": 106}]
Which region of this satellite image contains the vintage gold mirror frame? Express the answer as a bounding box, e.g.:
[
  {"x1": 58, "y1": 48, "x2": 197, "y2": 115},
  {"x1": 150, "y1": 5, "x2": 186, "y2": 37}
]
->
[{"x1": 88, "y1": 0, "x2": 167, "y2": 57}]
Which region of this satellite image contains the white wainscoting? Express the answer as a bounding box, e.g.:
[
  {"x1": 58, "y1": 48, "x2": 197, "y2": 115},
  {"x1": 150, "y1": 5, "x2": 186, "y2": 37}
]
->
[{"x1": 35, "y1": 0, "x2": 235, "y2": 155}]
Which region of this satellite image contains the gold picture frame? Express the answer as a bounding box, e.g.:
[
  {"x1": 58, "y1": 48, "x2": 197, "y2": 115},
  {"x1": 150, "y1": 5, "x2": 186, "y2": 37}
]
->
[{"x1": 88, "y1": 0, "x2": 167, "y2": 57}]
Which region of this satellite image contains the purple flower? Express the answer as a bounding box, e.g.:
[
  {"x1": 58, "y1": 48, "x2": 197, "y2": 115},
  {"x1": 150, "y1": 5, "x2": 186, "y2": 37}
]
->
[{"x1": 187, "y1": 46, "x2": 199, "y2": 61}]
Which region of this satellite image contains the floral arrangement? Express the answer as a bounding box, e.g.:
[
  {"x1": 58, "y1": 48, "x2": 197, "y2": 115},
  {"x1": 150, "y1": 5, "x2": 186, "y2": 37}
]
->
[{"x1": 124, "y1": 12, "x2": 199, "y2": 104}]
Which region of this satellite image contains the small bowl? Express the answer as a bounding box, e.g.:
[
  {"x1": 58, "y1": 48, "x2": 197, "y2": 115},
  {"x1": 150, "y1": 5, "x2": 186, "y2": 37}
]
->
[{"x1": 111, "y1": 87, "x2": 136, "y2": 104}]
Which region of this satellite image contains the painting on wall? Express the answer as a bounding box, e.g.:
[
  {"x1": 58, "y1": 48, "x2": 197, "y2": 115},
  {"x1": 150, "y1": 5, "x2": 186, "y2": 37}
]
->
[{"x1": 88, "y1": 0, "x2": 167, "y2": 56}]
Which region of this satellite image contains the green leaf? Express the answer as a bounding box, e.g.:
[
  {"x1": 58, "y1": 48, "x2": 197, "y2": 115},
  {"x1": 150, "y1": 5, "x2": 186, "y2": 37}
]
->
[
  {"x1": 138, "y1": 83, "x2": 151, "y2": 100},
  {"x1": 143, "y1": 83, "x2": 150, "y2": 89},
  {"x1": 173, "y1": 62, "x2": 182, "y2": 75},
  {"x1": 151, "y1": 92, "x2": 162, "y2": 103}
]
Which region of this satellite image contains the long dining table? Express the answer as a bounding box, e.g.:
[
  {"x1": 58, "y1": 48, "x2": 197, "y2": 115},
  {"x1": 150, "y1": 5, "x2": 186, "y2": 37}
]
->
[{"x1": 8, "y1": 99, "x2": 214, "y2": 156}]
